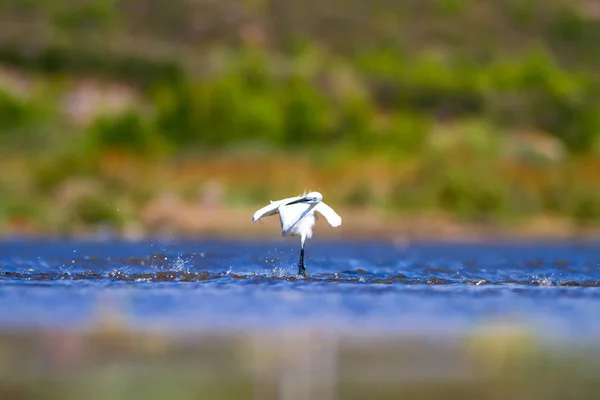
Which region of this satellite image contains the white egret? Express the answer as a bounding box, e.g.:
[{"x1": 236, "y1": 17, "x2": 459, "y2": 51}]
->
[{"x1": 252, "y1": 191, "x2": 342, "y2": 277}]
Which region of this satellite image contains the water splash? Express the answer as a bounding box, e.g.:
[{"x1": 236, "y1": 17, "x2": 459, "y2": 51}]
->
[
  {"x1": 172, "y1": 254, "x2": 190, "y2": 273},
  {"x1": 268, "y1": 266, "x2": 295, "y2": 278}
]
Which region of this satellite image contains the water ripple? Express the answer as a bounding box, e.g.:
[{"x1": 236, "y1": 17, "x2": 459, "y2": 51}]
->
[
  {"x1": 1, "y1": 239, "x2": 600, "y2": 338},
  {"x1": 1, "y1": 256, "x2": 599, "y2": 287}
]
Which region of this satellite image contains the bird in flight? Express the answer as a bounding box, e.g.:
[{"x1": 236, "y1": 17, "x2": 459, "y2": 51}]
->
[{"x1": 252, "y1": 191, "x2": 342, "y2": 277}]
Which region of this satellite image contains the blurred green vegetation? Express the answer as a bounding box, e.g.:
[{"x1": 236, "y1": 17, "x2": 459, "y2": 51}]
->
[{"x1": 1, "y1": 0, "x2": 600, "y2": 234}]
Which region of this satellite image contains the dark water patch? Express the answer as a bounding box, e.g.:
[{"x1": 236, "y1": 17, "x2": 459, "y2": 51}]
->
[{"x1": 2, "y1": 266, "x2": 600, "y2": 287}]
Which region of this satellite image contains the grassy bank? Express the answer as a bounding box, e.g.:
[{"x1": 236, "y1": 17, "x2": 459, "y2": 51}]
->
[
  {"x1": 1, "y1": 68, "x2": 600, "y2": 238},
  {"x1": 2, "y1": 147, "x2": 600, "y2": 240}
]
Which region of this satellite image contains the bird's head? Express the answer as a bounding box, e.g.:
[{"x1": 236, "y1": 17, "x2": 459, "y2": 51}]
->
[{"x1": 286, "y1": 191, "x2": 323, "y2": 205}]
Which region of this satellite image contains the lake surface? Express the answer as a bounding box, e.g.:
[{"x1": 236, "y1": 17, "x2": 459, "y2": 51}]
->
[{"x1": 1, "y1": 237, "x2": 600, "y2": 342}]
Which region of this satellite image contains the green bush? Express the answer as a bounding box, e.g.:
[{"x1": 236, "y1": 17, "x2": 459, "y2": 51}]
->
[
  {"x1": 483, "y1": 49, "x2": 600, "y2": 153},
  {"x1": 279, "y1": 76, "x2": 332, "y2": 146},
  {"x1": 433, "y1": 169, "x2": 509, "y2": 220},
  {"x1": 54, "y1": 0, "x2": 120, "y2": 31},
  {"x1": 153, "y1": 77, "x2": 284, "y2": 148},
  {"x1": 86, "y1": 109, "x2": 165, "y2": 153},
  {"x1": 568, "y1": 191, "x2": 600, "y2": 222},
  {"x1": 540, "y1": 180, "x2": 600, "y2": 222},
  {"x1": 1, "y1": 198, "x2": 48, "y2": 226},
  {"x1": 355, "y1": 47, "x2": 600, "y2": 155},
  {"x1": 0, "y1": 90, "x2": 32, "y2": 133},
  {"x1": 69, "y1": 194, "x2": 124, "y2": 227},
  {"x1": 0, "y1": 88, "x2": 65, "y2": 152},
  {"x1": 0, "y1": 42, "x2": 183, "y2": 87},
  {"x1": 342, "y1": 182, "x2": 375, "y2": 207},
  {"x1": 30, "y1": 150, "x2": 100, "y2": 194}
]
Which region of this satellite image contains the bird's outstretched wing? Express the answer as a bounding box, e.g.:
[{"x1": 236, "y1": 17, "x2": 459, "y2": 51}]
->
[
  {"x1": 315, "y1": 202, "x2": 342, "y2": 227},
  {"x1": 252, "y1": 194, "x2": 308, "y2": 223},
  {"x1": 252, "y1": 202, "x2": 281, "y2": 222}
]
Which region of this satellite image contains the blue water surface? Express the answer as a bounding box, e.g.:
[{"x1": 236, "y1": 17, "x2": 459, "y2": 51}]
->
[{"x1": 1, "y1": 237, "x2": 599, "y2": 341}]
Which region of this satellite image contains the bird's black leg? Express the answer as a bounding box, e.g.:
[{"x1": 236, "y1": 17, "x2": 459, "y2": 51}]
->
[
  {"x1": 297, "y1": 234, "x2": 308, "y2": 277},
  {"x1": 298, "y1": 247, "x2": 307, "y2": 277}
]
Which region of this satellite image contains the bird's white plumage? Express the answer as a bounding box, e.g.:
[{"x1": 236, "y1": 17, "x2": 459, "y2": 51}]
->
[
  {"x1": 252, "y1": 191, "x2": 341, "y2": 238},
  {"x1": 280, "y1": 203, "x2": 316, "y2": 237},
  {"x1": 314, "y1": 202, "x2": 342, "y2": 227},
  {"x1": 252, "y1": 191, "x2": 340, "y2": 276}
]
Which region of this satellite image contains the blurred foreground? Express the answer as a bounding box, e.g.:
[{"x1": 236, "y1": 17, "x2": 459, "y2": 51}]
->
[{"x1": 1, "y1": 323, "x2": 600, "y2": 400}]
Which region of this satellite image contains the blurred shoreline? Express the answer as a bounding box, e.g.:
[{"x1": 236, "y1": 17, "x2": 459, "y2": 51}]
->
[{"x1": 4, "y1": 204, "x2": 600, "y2": 243}]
